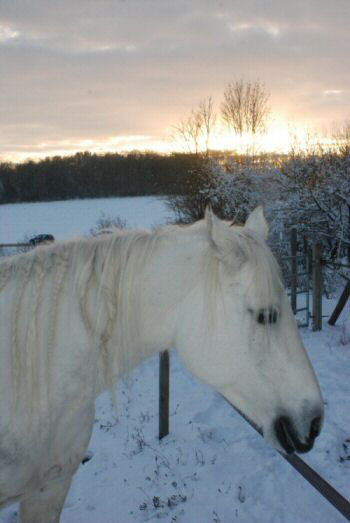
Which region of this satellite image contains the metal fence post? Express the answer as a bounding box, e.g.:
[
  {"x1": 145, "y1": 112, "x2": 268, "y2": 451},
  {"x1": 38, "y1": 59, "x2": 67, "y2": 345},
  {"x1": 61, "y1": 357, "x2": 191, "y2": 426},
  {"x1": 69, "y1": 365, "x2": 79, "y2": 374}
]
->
[
  {"x1": 159, "y1": 350, "x2": 170, "y2": 440},
  {"x1": 312, "y1": 243, "x2": 323, "y2": 331},
  {"x1": 290, "y1": 228, "x2": 297, "y2": 314},
  {"x1": 328, "y1": 281, "x2": 350, "y2": 326}
]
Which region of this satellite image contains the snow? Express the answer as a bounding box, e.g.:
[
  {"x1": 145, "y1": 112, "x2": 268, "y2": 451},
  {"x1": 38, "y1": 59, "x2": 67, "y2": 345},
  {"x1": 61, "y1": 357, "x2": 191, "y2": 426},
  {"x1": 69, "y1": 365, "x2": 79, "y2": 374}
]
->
[
  {"x1": 0, "y1": 197, "x2": 349, "y2": 523},
  {"x1": 0, "y1": 196, "x2": 170, "y2": 244}
]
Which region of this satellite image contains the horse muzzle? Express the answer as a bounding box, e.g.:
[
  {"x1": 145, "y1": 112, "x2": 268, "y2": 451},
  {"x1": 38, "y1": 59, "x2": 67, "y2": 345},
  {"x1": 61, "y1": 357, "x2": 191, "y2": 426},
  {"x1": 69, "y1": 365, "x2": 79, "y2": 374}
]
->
[{"x1": 273, "y1": 414, "x2": 323, "y2": 455}]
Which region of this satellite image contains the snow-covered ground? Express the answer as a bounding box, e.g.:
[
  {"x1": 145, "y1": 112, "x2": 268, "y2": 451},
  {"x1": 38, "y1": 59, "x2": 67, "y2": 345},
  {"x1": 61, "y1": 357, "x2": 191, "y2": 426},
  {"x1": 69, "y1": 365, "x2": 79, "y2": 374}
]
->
[
  {"x1": 0, "y1": 196, "x2": 170, "y2": 243},
  {"x1": 0, "y1": 197, "x2": 349, "y2": 523}
]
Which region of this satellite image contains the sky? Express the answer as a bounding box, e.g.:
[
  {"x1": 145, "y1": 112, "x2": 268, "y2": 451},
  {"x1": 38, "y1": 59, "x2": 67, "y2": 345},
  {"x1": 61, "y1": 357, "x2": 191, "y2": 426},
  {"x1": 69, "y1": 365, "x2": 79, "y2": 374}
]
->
[{"x1": 1, "y1": 0, "x2": 350, "y2": 161}]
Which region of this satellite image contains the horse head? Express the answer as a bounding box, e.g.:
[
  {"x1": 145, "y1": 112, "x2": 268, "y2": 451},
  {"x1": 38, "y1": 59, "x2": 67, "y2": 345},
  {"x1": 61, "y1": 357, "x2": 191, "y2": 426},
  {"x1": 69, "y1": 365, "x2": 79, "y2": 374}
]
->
[{"x1": 175, "y1": 207, "x2": 323, "y2": 455}]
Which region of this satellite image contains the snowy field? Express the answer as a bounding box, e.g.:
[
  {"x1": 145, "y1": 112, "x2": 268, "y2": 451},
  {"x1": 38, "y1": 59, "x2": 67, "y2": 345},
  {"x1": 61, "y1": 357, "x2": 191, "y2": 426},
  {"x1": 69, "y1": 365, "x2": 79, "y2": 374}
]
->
[
  {"x1": 0, "y1": 197, "x2": 349, "y2": 523},
  {"x1": 0, "y1": 196, "x2": 170, "y2": 244}
]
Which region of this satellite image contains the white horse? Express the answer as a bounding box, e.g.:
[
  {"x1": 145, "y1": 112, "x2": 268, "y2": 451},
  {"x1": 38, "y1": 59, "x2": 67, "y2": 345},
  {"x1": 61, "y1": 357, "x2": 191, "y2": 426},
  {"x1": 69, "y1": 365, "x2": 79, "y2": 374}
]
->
[{"x1": 0, "y1": 207, "x2": 323, "y2": 523}]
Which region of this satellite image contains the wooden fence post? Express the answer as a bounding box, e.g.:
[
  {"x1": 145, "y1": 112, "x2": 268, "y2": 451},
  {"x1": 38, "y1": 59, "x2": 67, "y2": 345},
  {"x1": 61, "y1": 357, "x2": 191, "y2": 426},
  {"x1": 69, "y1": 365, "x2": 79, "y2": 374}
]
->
[
  {"x1": 303, "y1": 235, "x2": 309, "y2": 275},
  {"x1": 312, "y1": 243, "x2": 323, "y2": 331},
  {"x1": 290, "y1": 228, "x2": 297, "y2": 314},
  {"x1": 159, "y1": 350, "x2": 170, "y2": 440}
]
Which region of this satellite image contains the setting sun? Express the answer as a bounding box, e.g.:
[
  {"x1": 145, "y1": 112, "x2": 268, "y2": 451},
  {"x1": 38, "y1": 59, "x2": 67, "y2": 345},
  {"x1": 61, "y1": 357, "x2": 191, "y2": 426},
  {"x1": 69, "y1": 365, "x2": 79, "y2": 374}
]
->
[{"x1": 174, "y1": 115, "x2": 319, "y2": 156}]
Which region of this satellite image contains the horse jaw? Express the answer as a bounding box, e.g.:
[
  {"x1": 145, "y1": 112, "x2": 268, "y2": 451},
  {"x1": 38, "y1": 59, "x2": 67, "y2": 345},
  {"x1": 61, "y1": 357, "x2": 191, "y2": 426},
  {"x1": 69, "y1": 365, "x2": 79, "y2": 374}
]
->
[{"x1": 217, "y1": 294, "x2": 324, "y2": 456}]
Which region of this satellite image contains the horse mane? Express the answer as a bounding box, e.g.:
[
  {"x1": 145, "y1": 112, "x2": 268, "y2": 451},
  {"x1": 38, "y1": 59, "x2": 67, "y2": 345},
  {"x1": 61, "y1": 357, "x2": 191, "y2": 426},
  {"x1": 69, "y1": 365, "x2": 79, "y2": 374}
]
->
[
  {"x1": 0, "y1": 219, "x2": 283, "y2": 416},
  {"x1": 77, "y1": 228, "x2": 164, "y2": 397},
  {"x1": 2, "y1": 228, "x2": 167, "y2": 409},
  {"x1": 0, "y1": 242, "x2": 71, "y2": 420}
]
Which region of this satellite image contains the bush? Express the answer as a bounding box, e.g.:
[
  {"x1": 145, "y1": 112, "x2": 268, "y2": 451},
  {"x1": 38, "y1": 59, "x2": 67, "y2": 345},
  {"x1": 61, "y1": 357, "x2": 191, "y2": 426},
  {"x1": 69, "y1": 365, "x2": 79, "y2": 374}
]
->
[
  {"x1": 164, "y1": 156, "x2": 279, "y2": 225},
  {"x1": 277, "y1": 149, "x2": 350, "y2": 295},
  {"x1": 90, "y1": 213, "x2": 128, "y2": 236}
]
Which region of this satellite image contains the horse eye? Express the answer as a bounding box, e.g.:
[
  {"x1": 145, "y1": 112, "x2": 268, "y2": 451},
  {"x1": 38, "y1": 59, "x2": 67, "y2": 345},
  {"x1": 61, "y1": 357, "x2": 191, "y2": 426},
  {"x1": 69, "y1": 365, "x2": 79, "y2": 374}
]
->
[
  {"x1": 257, "y1": 311, "x2": 266, "y2": 324},
  {"x1": 269, "y1": 309, "x2": 278, "y2": 324},
  {"x1": 257, "y1": 308, "x2": 278, "y2": 325}
]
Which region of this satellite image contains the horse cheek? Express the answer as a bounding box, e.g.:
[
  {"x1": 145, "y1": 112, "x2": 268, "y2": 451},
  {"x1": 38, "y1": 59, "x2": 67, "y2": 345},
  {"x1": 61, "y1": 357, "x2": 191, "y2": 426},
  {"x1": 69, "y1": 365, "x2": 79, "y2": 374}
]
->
[{"x1": 175, "y1": 317, "x2": 240, "y2": 390}]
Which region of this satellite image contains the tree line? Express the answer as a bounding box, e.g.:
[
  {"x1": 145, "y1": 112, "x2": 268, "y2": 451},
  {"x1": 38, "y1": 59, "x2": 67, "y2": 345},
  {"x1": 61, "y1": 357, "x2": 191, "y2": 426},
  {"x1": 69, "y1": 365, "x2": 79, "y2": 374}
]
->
[{"x1": 0, "y1": 151, "x2": 205, "y2": 204}]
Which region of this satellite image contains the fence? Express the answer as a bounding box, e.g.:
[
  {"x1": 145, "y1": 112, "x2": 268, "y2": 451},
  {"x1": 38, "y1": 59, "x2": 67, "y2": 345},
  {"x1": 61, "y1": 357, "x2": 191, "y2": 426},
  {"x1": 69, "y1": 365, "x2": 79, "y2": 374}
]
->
[
  {"x1": 0, "y1": 235, "x2": 55, "y2": 257},
  {"x1": 283, "y1": 228, "x2": 311, "y2": 328},
  {"x1": 280, "y1": 229, "x2": 323, "y2": 331},
  {"x1": 0, "y1": 242, "x2": 32, "y2": 257}
]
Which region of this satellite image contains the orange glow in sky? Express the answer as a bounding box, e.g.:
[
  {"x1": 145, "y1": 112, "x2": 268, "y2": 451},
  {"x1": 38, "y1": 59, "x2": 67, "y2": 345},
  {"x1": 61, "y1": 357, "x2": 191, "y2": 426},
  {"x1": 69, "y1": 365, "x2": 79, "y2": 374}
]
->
[
  {"x1": 1, "y1": 116, "x2": 338, "y2": 163},
  {"x1": 172, "y1": 114, "x2": 323, "y2": 155}
]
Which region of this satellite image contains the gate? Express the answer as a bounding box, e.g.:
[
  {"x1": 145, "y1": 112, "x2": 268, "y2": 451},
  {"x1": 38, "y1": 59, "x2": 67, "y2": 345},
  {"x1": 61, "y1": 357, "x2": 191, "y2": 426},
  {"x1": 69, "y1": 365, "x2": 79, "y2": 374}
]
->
[{"x1": 281, "y1": 228, "x2": 311, "y2": 328}]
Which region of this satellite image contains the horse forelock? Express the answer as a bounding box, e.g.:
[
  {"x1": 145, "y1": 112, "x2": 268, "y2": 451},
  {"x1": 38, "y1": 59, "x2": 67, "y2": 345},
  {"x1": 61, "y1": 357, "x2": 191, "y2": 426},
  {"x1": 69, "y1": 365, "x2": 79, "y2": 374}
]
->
[{"x1": 234, "y1": 228, "x2": 283, "y2": 308}]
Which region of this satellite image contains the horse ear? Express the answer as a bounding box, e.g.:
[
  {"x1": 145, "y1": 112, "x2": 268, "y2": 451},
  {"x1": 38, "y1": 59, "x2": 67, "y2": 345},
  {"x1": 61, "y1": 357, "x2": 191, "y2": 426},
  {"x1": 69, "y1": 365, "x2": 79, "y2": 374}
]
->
[
  {"x1": 245, "y1": 206, "x2": 269, "y2": 240},
  {"x1": 205, "y1": 207, "x2": 245, "y2": 268}
]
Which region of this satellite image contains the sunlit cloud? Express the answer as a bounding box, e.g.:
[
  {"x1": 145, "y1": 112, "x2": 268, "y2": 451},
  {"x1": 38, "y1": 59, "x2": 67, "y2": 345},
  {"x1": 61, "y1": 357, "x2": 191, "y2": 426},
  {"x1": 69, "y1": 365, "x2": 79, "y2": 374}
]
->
[
  {"x1": 229, "y1": 22, "x2": 281, "y2": 38},
  {"x1": 0, "y1": 24, "x2": 19, "y2": 41},
  {"x1": 71, "y1": 42, "x2": 138, "y2": 54},
  {"x1": 1, "y1": 135, "x2": 178, "y2": 163},
  {"x1": 323, "y1": 90, "x2": 343, "y2": 96}
]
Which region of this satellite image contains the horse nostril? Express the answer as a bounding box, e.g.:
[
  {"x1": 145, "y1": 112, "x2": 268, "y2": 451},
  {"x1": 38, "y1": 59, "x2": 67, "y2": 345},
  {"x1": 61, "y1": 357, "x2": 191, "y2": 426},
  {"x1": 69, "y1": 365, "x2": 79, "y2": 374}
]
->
[
  {"x1": 275, "y1": 414, "x2": 322, "y2": 454},
  {"x1": 309, "y1": 416, "x2": 322, "y2": 441},
  {"x1": 274, "y1": 416, "x2": 296, "y2": 454}
]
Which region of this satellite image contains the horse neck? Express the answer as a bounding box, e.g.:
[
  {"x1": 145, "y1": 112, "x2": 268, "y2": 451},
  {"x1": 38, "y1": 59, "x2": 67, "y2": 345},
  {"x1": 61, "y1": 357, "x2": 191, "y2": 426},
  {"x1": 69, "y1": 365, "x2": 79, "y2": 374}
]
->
[
  {"x1": 100, "y1": 224, "x2": 210, "y2": 381},
  {"x1": 134, "y1": 223, "x2": 210, "y2": 344}
]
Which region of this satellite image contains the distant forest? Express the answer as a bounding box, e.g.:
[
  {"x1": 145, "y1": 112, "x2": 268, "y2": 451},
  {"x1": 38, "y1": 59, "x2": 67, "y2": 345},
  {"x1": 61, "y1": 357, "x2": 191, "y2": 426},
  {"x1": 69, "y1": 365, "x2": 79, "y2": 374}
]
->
[{"x1": 0, "y1": 151, "x2": 206, "y2": 204}]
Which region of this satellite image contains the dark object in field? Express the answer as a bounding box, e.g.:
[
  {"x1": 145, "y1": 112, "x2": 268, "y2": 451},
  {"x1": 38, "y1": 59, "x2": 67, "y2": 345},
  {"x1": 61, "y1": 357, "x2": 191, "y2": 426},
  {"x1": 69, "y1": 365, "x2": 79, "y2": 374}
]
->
[{"x1": 29, "y1": 234, "x2": 55, "y2": 246}]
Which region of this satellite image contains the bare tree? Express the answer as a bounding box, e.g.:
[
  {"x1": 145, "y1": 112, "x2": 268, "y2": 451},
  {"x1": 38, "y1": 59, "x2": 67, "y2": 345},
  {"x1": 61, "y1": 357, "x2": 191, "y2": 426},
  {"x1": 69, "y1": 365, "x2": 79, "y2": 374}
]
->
[
  {"x1": 221, "y1": 79, "x2": 270, "y2": 149},
  {"x1": 198, "y1": 97, "x2": 216, "y2": 155},
  {"x1": 221, "y1": 80, "x2": 246, "y2": 136},
  {"x1": 174, "y1": 98, "x2": 216, "y2": 155},
  {"x1": 245, "y1": 81, "x2": 270, "y2": 136},
  {"x1": 174, "y1": 109, "x2": 203, "y2": 155}
]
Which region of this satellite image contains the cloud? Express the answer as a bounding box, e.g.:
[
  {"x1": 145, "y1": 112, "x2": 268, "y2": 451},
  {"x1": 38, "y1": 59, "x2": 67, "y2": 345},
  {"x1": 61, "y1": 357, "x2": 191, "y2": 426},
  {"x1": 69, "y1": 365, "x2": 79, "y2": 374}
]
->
[
  {"x1": 0, "y1": 24, "x2": 20, "y2": 41},
  {"x1": 1, "y1": 0, "x2": 350, "y2": 159}
]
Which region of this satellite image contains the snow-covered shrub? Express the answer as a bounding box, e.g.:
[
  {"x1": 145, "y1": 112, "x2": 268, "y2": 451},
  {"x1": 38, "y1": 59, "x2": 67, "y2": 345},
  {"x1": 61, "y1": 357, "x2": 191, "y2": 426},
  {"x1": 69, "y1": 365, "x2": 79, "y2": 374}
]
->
[
  {"x1": 277, "y1": 149, "x2": 350, "y2": 295},
  {"x1": 165, "y1": 149, "x2": 350, "y2": 294},
  {"x1": 164, "y1": 155, "x2": 291, "y2": 279},
  {"x1": 90, "y1": 212, "x2": 128, "y2": 236},
  {"x1": 165, "y1": 156, "x2": 280, "y2": 225}
]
